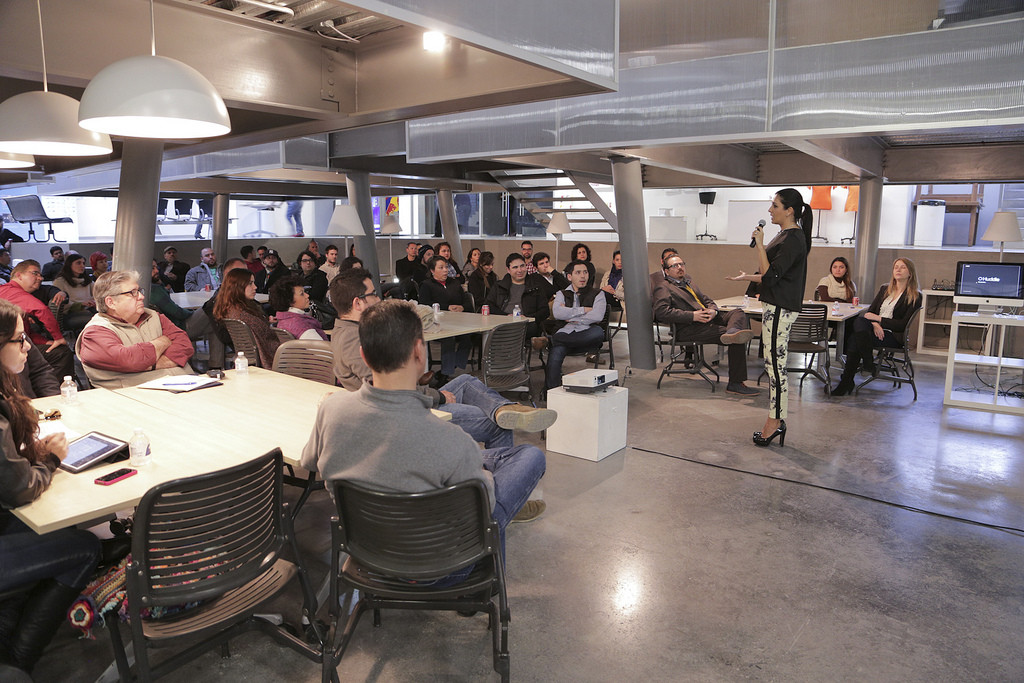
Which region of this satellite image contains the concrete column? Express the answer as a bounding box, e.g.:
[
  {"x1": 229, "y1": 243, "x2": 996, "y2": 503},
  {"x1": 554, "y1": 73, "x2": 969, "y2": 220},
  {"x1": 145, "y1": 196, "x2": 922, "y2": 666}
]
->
[
  {"x1": 436, "y1": 190, "x2": 464, "y2": 266},
  {"x1": 114, "y1": 140, "x2": 163, "y2": 302},
  {"x1": 211, "y1": 193, "x2": 229, "y2": 264},
  {"x1": 611, "y1": 156, "x2": 656, "y2": 370},
  {"x1": 345, "y1": 171, "x2": 382, "y2": 293},
  {"x1": 853, "y1": 176, "x2": 883, "y2": 297}
]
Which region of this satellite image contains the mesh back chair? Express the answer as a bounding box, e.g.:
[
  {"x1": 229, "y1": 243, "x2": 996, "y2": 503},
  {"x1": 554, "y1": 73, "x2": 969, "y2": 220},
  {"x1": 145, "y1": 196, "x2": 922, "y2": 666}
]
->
[
  {"x1": 272, "y1": 327, "x2": 296, "y2": 343},
  {"x1": 3, "y1": 195, "x2": 72, "y2": 243},
  {"x1": 757, "y1": 304, "x2": 831, "y2": 395},
  {"x1": 657, "y1": 330, "x2": 720, "y2": 391},
  {"x1": 222, "y1": 318, "x2": 261, "y2": 367},
  {"x1": 856, "y1": 307, "x2": 921, "y2": 400},
  {"x1": 481, "y1": 321, "x2": 531, "y2": 397},
  {"x1": 107, "y1": 449, "x2": 324, "y2": 682},
  {"x1": 272, "y1": 339, "x2": 336, "y2": 385},
  {"x1": 324, "y1": 480, "x2": 509, "y2": 683}
]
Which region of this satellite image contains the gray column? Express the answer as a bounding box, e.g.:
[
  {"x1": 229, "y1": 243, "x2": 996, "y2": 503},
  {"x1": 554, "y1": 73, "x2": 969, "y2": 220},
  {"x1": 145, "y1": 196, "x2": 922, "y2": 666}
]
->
[
  {"x1": 345, "y1": 171, "x2": 382, "y2": 293},
  {"x1": 436, "y1": 190, "x2": 464, "y2": 267},
  {"x1": 211, "y1": 193, "x2": 229, "y2": 265},
  {"x1": 114, "y1": 140, "x2": 163, "y2": 302},
  {"x1": 852, "y1": 176, "x2": 883, "y2": 297},
  {"x1": 611, "y1": 156, "x2": 656, "y2": 370}
]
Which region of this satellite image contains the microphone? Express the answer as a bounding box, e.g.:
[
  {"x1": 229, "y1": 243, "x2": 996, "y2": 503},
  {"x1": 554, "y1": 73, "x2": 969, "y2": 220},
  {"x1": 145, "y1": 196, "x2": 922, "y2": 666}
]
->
[{"x1": 749, "y1": 219, "x2": 766, "y2": 248}]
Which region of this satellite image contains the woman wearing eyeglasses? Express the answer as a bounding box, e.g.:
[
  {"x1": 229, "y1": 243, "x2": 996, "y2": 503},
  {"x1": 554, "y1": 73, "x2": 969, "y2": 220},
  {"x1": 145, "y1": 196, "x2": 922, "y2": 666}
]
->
[
  {"x1": 76, "y1": 270, "x2": 195, "y2": 388},
  {"x1": 0, "y1": 299, "x2": 101, "y2": 677},
  {"x1": 213, "y1": 268, "x2": 281, "y2": 368}
]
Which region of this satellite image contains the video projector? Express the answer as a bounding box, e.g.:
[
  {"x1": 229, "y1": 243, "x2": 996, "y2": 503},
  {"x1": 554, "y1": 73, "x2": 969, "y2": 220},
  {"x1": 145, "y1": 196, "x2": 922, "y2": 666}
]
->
[{"x1": 562, "y1": 369, "x2": 619, "y2": 394}]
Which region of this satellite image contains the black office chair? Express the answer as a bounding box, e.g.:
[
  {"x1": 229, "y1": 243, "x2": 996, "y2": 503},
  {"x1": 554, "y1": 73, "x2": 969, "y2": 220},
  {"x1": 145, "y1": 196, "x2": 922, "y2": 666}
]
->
[
  {"x1": 756, "y1": 304, "x2": 831, "y2": 395},
  {"x1": 481, "y1": 321, "x2": 532, "y2": 400},
  {"x1": 657, "y1": 332, "x2": 720, "y2": 392},
  {"x1": 2, "y1": 195, "x2": 72, "y2": 243},
  {"x1": 324, "y1": 479, "x2": 509, "y2": 683},
  {"x1": 107, "y1": 449, "x2": 324, "y2": 682},
  {"x1": 855, "y1": 307, "x2": 921, "y2": 400}
]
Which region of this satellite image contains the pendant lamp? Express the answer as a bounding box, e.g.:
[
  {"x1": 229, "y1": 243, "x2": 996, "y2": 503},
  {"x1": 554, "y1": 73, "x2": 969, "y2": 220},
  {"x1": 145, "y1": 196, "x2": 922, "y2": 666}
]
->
[
  {"x1": 0, "y1": 1, "x2": 112, "y2": 156},
  {"x1": 78, "y1": 0, "x2": 230, "y2": 139},
  {"x1": 0, "y1": 152, "x2": 36, "y2": 169}
]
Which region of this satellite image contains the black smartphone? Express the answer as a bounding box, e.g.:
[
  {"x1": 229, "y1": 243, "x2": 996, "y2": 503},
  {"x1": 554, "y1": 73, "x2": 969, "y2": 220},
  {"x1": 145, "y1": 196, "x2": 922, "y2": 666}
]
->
[{"x1": 94, "y1": 468, "x2": 138, "y2": 486}]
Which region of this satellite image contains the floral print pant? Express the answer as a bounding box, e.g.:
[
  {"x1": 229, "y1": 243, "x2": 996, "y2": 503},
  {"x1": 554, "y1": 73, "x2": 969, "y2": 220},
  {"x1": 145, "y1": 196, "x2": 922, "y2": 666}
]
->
[{"x1": 761, "y1": 302, "x2": 799, "y2": 420}]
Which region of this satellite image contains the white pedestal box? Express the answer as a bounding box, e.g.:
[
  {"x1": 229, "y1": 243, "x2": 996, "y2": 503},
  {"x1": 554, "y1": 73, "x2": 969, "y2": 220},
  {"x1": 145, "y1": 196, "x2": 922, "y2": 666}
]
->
[{"x1": 545, "y1": 386, "x2": 628, "y2": 462}]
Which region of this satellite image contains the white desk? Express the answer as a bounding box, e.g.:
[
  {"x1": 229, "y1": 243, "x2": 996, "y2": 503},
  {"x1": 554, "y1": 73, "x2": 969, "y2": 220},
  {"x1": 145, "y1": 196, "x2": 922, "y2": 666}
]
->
[
  {"x1": 169, "y1": 290, "x2": 268, "y2": 310},
  {"x1": 715, "y1": 296, "x2": 867, "y2": 357},
  {"x1": 424, "y1": 311, "x2": 530, "y2": 342}
]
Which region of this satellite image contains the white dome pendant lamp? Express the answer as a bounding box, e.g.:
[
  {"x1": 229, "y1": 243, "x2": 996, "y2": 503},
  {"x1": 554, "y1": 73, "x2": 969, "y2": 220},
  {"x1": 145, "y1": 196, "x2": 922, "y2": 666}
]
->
[
  {"x1": 0, "y1": 0, "x2": 112, "y2": 156},
  {"x1": 78, "y1": 0, "x2": 230, "y2": 139}
]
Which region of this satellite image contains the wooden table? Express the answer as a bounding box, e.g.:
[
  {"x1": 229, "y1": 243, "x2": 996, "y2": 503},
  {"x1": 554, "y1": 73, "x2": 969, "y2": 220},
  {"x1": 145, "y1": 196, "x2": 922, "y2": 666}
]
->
[
  {"x1": 424, "y1": 311, "x2": 530, "y2": 341},
  {"x1": 169, "y1": 290, "x2": 268, "y2": 310},
  {"x1": 715, "y1": 296, "x2": 867, "y2": 357}
]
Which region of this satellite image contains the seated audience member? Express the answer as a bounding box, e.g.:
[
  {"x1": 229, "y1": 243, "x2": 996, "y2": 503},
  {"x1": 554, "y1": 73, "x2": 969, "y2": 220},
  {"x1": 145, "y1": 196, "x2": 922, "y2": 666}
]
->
[
  {"x1": 484, "y1": 253, "x2": 550, "y2": 348},
  {"x1": 0, "y1": 248, "x2": 12, "y2": 283},
  {"x1": 89, "y1": 251, "x2": 109, "y2": 277},
  {"x1": 257, "y1": 245, "x2": 268, "y2": 261},
  {"x1": 816, "y1": 256, "x2": 857, "y2": 302},
  {"x1": 254, "y1": 249, "x2": 290, "y2": 294},
  {"x1": 417, "y1": 256, "x2": 472, "y2": 383},
  {"x1": 462, "y1": 248, "x2": 481, "y2": 279},
  {"x1": 76, "y1": 271, "x2": 194, "y2": 388},
  {"x1": 0, "y1": 300, "x2": 100, "y2": 679},
  {"x1": 411, "y1": 244, "x2": 434, "y2": 285},
  {"x1": 157, "y1": 246, "x2": 190, "y2": 293},
  {"x1": 545, "y1": 260, "x2": 607, "y2": 390},
  {"x1": 241, "y1": 245, "x2": 263, "y2": 274},
  {"x1": 533, "y1": 252, "x2": 569, "y2": 298},
  {"x1": 650, "y1": 247, "x2": 679, "y2": 290},
  {"x1": 148, "y1": 260, "x2": 193, "y2": 331},
  {"x1": 0, "y1": 261, "x2": 74, "y2": 380},
  {"x1": 832, "y1": 257, "x2": 922, "y2": 396},
  {"x1": 303, "y1": 298, "x2": 548, "y2": 538},
  {"x1": 270, "y1": 275, "x2": 328, "y2": 341},
  {"x1": 184, "y1": 248, "x2": 220, "y2": 292},
  {"x1": 652, "y1": 253, "x2": 758, "y2": 396},
  {"x1": 51, "y1": 253, "x2": 97, "y2": 332},
  {"x1": 599, "y1": 250, "x2": 625, "y2": 305},
  {"x1": 467, "y1": 251, "x2": 496, "y2": 309},
  {"x1": 330, "y1": 269, "x2": 555, "y2": 455},
  {"x1": 295, "y1": 250, "x2": 329, "y2": 303},
  {"x1": 320, "y1": 244, "x2": 340, "y2": 283},
  {"x1": 520, "y1": 241, "x2": 537, "y2": 275},
  {"x1": 435, "y1": 242, "x2": 464, "y2": 285},
  {"x1": 569, "y1": 242, "x2": 596, "y2": 284},
  {"x1": 18, "y1": 344, "x2": 60, "y2": 398},
  {"x1": 307, "y1": 239, "x2": 326, "y2": 267},
  {"x1": 212, "y1": 268, "x2": 281, "y2": 367},
  {"x1": 338, "y1": 255, "x2": 362, "y2": 273},
  {"x1": 40, "y1": 246, "x2": 65, "y2": 281},
  {"x1": 395, "y1": 241, "x2": 419, "y2": 281}
]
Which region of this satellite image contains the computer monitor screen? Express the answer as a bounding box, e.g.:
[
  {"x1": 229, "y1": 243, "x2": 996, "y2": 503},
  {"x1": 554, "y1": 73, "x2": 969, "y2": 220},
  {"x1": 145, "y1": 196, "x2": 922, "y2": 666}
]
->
[{"x1": 954, "y1": 261, "x2": 1024, "y2": 307}]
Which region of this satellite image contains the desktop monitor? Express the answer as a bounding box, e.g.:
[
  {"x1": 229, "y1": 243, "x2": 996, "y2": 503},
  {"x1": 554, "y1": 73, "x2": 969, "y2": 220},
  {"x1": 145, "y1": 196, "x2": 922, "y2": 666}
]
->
[{"x1": 953, "y1": 261, "x2": 1024, "y2": 308}]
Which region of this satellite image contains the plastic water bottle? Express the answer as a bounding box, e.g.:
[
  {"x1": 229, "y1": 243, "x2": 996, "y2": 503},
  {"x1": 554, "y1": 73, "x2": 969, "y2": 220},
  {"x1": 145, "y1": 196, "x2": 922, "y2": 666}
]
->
[
  {"x1": 235, "y1": 351, "x2": 249, "y2": 375},
  {"x1": 129, "y1": 428, "x2": 151, "y2": 467},
  {"x1": 512, "y1": 304, "x2": 522, "y2": 318},
  {"x1": 742, "y1": 294, "x2": 750, "y2": 309},
  {"x1": 831, "y1": 300, "x2": 839, "y2": 317},
  {"x1": 60, "y1": 375, "x2": 78, "y2": 404},
  {"x1": 432, "y1": 302, "x2": 441, "y2": 323}
]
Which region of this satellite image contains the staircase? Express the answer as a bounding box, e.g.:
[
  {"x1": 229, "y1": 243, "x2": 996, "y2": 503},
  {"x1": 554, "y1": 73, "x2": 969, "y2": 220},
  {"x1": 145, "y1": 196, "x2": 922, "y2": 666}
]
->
[{"x1": 488, "y1": 169, "x2": 617, "y2": 233}]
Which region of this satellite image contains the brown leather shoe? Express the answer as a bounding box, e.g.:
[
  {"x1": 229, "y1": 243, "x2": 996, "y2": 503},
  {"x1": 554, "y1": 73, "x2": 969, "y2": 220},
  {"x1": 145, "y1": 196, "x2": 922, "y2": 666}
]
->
[
  {"x1": 418, "y1": 371, "x2": 434, "y2": 386},
  {"x1": 531, "y1": 336, "x2": 549, "y2": 351}
]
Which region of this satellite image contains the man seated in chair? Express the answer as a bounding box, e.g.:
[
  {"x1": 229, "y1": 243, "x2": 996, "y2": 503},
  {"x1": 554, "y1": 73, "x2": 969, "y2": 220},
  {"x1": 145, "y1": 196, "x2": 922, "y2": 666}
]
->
[
  {"x1": 303, "y1": 298, "x2": 548, "y2": 542},
  {"x1": 483, "y1": 253, "x2": 550, "y2": 350},
  {"x1": 330, "y1": 269, "x2": 555, "y2": 509},
  {"x1": 652, "y1": 253, "x2": 758, "y2": 396},
  {"x1": 0, "y1": 260, "x2": 74, "y2": 380},
  {"x1": 544, "y1": 260, "x2": 608, "y2": 390},
  {"x1": 76, "y1": 270, "x2": 194, "y2": 388}
]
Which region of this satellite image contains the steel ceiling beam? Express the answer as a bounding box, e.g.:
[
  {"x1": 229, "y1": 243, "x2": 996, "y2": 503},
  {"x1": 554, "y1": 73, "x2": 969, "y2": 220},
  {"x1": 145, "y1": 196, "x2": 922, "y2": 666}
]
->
[
  {"x1": 619, "y1": 145, "x2": 759, "y2": 186},
  {"x1": 785, "y1": 137, "x2": 885, "y2": 179}
]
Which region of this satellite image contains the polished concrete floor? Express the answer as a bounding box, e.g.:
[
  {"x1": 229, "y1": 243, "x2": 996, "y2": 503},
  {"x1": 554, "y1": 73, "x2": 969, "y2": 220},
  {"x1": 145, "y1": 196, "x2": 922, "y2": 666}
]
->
[{"x1": 34, "y1": 336, "x2": 1024, "y2": 682}]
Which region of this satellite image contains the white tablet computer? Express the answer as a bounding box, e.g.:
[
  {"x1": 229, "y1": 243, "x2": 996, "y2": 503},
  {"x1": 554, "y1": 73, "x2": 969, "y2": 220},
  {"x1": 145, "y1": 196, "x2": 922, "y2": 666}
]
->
[{"x1": 59, "y1": 432, "x2": 129, "y2": 474}]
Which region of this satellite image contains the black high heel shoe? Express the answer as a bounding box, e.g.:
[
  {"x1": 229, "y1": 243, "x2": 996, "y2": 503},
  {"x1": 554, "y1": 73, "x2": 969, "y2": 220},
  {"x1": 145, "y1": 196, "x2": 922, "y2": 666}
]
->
[{"x1": 752, "y1": 420, "x2": 786, "y2": 447}]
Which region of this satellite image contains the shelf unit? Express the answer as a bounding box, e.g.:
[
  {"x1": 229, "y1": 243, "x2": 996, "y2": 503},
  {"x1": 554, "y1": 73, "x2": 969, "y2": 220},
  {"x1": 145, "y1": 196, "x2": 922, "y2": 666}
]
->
[
  {"x1": 943, "y1": 311, "x2": 1024, "y2": 415},
  {"x1": 917, "y1": 289, "x2": 992, "y2": 356}
]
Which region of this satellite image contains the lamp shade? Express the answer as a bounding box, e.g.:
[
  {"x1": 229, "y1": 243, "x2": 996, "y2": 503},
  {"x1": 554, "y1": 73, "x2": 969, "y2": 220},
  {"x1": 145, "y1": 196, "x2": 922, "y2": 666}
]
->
[
  {"x1": 0, "y1": 152, "x2": 35, "y2": 169},
  {"x1": 379, "y1": 214, "x2": 401, "y2": 235},
  {"x1": 0, "y1": 91, "x2": 112, "y2": 156},
  {"x1": 982, "y1": 211, "x2": 1022, "y2": 244},
  {"x1": 79, "y1": 55, "x2": 230, "y2": 139},
  {"x1": 326, "y1": 204, "x2": 366, "y2": 236},
  {"x1": 546, "y1": 212, "x2": 571, "y2": 235}
]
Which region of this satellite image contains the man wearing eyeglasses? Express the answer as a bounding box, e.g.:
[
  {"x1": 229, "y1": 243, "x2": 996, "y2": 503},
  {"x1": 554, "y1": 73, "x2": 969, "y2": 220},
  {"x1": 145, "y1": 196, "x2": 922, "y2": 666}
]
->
[
  {"x1": 0, "y1": 260, "x2": 74, "y2": 380},
  {"x1": 76, "y1": 270, "x2": 194, "y2": 388},
  {"x1": 652, "y1": 254, "x2": 759, "y2": 396}
]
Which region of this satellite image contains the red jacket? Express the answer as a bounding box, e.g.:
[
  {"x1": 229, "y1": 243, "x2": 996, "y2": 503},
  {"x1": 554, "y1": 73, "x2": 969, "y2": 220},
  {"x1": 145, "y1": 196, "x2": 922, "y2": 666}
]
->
[{"x1": 0, "y1": 282, "x2": 64, "y2": 345}]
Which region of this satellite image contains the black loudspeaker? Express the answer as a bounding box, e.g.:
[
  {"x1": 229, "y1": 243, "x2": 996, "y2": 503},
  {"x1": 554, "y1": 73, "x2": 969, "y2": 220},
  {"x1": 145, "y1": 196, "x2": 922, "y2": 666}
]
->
[{"x1": 699, "y1": 191, "x2": 716, "y2": 206}]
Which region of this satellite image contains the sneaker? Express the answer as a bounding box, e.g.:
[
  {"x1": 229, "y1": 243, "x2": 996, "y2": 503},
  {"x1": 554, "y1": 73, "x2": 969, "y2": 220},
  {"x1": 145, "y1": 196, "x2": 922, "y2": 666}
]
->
[
  {"x1": 495, "y1": 405, "x2": 557, "y2": 432},
  {"x1": 511, "y1": 499, "x2": 546, "y2": 523},
  {"x1": 726, "y1": 382, "x2": 759, "y2": 396},
  {"x1": 531, "y1": 336, "x2": 549, "y2": 351},
  {"x1": 585, "y1": 352, "x2": 600, "y2": 364},
  {"x1": 720, "y1": 329, "x2": 755, "y2": 345}
]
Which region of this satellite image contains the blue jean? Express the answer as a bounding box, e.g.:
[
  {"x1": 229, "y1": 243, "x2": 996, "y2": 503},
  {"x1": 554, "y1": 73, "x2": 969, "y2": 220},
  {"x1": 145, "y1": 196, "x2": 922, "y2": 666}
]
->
[
  {"x1": 439, "y1": 335, "x2": 472, "y2": 375},
  {"x1": 545, "y1": 325, "x2": 606, "y2": 389},
  {"x1": 439, "y1": 374, "x2": 513, "y2": 449},
  {"x1": 286, "y1": 201, "x2": 304, "y2": 235},
  {"x1": 0, "y1": 513, "x2": 100, "y2": 592}
]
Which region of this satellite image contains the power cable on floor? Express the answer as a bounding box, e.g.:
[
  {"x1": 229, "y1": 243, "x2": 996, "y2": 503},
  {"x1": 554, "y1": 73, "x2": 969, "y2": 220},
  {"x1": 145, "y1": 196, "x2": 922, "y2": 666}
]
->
[{"x1": 632, "y1": 446, "x2": 1024, "y2": 537}]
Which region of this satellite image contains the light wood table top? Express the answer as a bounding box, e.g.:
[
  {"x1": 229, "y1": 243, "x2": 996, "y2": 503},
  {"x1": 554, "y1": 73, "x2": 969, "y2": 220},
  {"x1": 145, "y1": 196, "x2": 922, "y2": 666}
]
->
[
  {"x1": 423, "y1": 311, "x2": 530, "y2": 341},
  {"x1": 715, "y1": 296, "x2": 867, "y2": 321}
]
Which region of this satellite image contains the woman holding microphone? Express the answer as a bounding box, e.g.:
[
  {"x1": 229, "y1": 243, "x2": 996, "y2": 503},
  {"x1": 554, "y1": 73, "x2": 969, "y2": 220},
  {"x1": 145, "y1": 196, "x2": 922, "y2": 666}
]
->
[{"x1": 728, "y1": 188, "x2": 812, "y2": 447}]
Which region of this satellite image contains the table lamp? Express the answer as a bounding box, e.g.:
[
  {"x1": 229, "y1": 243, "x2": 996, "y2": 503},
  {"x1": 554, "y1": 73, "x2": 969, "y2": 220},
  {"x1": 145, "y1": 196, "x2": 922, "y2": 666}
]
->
[
  {"x1": 546, "y1": 212, "x2": 570, "y2": 267},
  {"x1": 981, "y1": 211, "x2": 1022, "y2": 262},
  {"x1": 326, "y1": 203, "x2": 366, "y2": 258},
  {"x1": 379, "y1": 214, "x2": 401, "y2": 276}
]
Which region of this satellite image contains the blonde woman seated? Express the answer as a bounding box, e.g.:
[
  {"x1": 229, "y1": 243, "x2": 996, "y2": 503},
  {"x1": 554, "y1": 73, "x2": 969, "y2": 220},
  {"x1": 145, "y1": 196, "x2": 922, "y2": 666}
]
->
[{"x1": 816, "y1": 256, "x2": 857, "y2": 302}]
